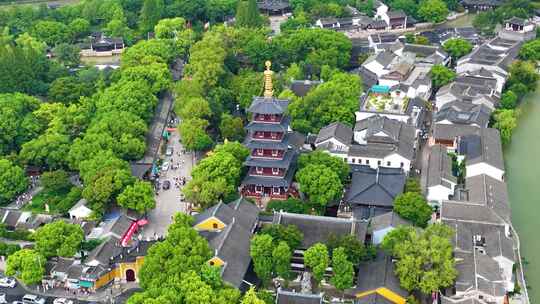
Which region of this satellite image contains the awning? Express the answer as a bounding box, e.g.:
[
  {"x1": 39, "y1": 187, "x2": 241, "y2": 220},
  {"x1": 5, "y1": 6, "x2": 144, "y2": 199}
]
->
[
  {"x1": 121, "y1": 221, "x2": 139, "y2": 247},
  {"x1": 137, "y1": 219, "x2": 149, "y2": 226},
  {"x1": 79, "y1": 281, "x2": 93, "y2": 288}
]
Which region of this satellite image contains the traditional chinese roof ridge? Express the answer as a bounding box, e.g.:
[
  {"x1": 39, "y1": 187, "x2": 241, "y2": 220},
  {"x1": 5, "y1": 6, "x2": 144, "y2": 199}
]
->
[
  {"x1": 247, "y1": 97, "x2": 290, "y2": 115},
  {"x1": 315, "y1": 122, "x2": 353, "y2": 145}
]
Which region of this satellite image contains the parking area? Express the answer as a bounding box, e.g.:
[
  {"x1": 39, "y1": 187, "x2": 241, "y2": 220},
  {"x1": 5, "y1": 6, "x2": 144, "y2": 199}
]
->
[{"x1": 140, "y1": 129, "x2": 194, "y2": 239}]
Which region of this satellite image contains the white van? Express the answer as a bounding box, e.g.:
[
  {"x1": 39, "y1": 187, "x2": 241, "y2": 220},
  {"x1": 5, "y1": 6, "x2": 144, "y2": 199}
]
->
[{"x1": 22, "y1": 294, "x2": 46, "y2": 304}]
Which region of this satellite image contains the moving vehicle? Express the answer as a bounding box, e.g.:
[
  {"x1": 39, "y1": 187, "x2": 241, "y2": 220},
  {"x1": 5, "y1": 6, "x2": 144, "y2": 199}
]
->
[
  {"x1": 0, "y1": 277, "x2": 16, "y2": 288},
  {"x1": 21, "y1": 294, "x2": 45, "y2": 304},
  {"x1": 162, "y1": 180, "x2": 171, "y2": 190},
  {"x1": 161, "y1": 162, "x2": 170, "y2": 171},
  {"x1": 53, "y1": 298, "x2": 74, "y2": 304},
  {"x1": 165, "y1": 146, "x2": 174, "y2": 156}
]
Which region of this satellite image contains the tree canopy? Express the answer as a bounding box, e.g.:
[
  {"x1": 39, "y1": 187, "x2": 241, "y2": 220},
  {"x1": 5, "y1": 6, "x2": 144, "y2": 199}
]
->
[
  {"x1": 33, "y1": 220, "x2": 84, "y2": 258},
  {"x1": 296, "y1": 164, "x2": 343, "y2": 208},
  {"x1": 0, "y1": 159, "x2": 28, "y2": 206},
  {"x1": 250, "y1": 234, "x2": 274, "y2": 286},
  {"x1": 330, "y1": 247, "x2": 355, "y2": 292},
  {"x1": 6, "y1": 249, "x2": 45, "y2": 285},
  {"x1": 298, "y1": 151, "x2": 350, "y2": 183},
  {"x1": 443, "y1": 38, "x2": 473, "y2": 59},
  {"x1": 394, "y1": 192, "x2": 433, "y2": 227},
  {"x1": 382, "y1": 224, "x2": 457, "y2": 294},
  {"x1": 430, "y1": 64, "x2": 456, "y2": 88},
  {"x1": 418, "y1": 0, "x2": 449, "y2": 23},
  {"x1": 304, "y1": 243, "x2": 329, "y2": 284},
  {"x1": 117, "y1": 180, "x2": 156, "y2": 214}
]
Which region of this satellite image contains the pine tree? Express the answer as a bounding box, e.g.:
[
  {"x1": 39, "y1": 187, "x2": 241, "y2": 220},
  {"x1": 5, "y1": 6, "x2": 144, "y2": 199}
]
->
[{"x1": 235, "y1": 0, "x2": 262, "y2": 28}]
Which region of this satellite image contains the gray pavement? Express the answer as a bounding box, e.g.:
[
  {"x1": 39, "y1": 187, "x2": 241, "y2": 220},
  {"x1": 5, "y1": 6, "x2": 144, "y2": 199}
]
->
[
  {"x1": 140, "y1": 129, "x2": 194, "y2": 239},
  {"x1": 6, "y1": 186, "x2": 42, "y2": 210}
]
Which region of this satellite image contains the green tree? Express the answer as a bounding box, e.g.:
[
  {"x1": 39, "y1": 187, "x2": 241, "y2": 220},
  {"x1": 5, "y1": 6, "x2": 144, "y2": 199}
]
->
[
  {"x1": 154, "y1": 17, "x2": 195, "y2": 58},
  {"x1": 212, "y1": 141, "x2": 250, "y2": 163},
  {"x1": 96, "y1": 79, "x2": 158, "y2": 122},
  {"x1": 0, "y1": 159, "x2": 28, "y2": 206},
  {"x1": 327, "y1": 234, "x2": 369, "y2": 264},
  {"x1": 250, "y1": 234, "x2": 274, "y2": 286},
  {"x1": 139, "y1": 0, "x2": 164, "y2": 33},
  {"x1": 220, "y1": 113, "x2": 245, "y2": 141},
  {"x1": 121, "y1": 62, "x2": 172, "y2": 94},
  {"x1": 183, "y1": 176, "x2": 228, "y2": 209},
  {"x1": 53, "y1": 43, "x2": 81, "y2": 68},
  {"x1": 68, "y1": 18, "x2": 91, "y2": 41},
  {"x1": 394, "y1": 192, "x2": 432, "y2": 227},
  {"x1": 241, "y1": 287, "x2": 266, "y2": 304},
  {"x1": 178, "y1": 97, "x2": 212, "y2": 120},
  {"x1": 501, "y1": 90, "x2": 518, "y2": 109},
  {"x1": 404, "y1": 178, "x2": 422, "y2": 194},
  {"x1": 443, "y1": 38, "x2": 473, "y2": 59},
  {"x1": 289, "y1": 72, "x2": 361, "y2": 133},
  {"x1": 0, "y1": 93, "x2": 41, "y2": 154},
  {"x1": 6, "y1": 249, "x2": 45, "y2": 285},
  {"x1": 260, "y1": 224, "x2": 304, "y2": 250},
  {"x1": 179, "y1": 118, "x2": 213, "y2": 151},
  {"x1": 430, "y1": 64, "x2": 456, "y2": 88},
  {"x1": 493, "y1": 109, "x2": 519, "y2": 145},
  {"x1": 418, "y1": 0, "x2": 449, "y2": 23},
  {"x1": 304, "y1": 243, "x2": 329, "y2": 284},
  {"x1": 382, "y1": 224, "x2": 457, "y2": 294},
  {"x1": 33, "y1": 221, "x2": 84, "y2": 258},
  {"x1": 298, "y1": 151, "x2": 350, "y2": 183},
  {"x1": 390, "y1": 0, "x2": 418, "y2": 19},
  {"x1": 121, "y1": 39, "x2": 174, "y2": 68},
  {"x1": 48, "y1": 76, "x2": 93, "y2": 104},
  {"x1": 508, "y1": 60, "x2": 539, "y2": 92},
  {"x1": 41, "y1": 170, "x2": 71, "y2": 193},
  {"x1": 184, "y1": 32, "x2": 227, "y2": 90},
  {"x1": 19, "y1": 132, "x2": 71, "y2": 170},
  {"x1": 296, "y1": 164, "x2": 343, "y2": 208},
  {"x1": 31, "y1": 20, "x2": 69, "y2": 46},
  {"x1": 519, "y1": 39, "x2": 540, "y2": 61},
  {"x1": 272, "y1": 241, "x2": 292, "y2": 281},
  {"x1": 331, "y1": 247, "x2": 354, "y2": 293},
  {"x1": 117, "y1": 180, "x2": 156, "y2": 214},
  {"x1": 235, "y1": 0, "x2": 263, "y2": 28},
  {"x1": 415, "y1": 35, "x2": 430, "y2": 45}
]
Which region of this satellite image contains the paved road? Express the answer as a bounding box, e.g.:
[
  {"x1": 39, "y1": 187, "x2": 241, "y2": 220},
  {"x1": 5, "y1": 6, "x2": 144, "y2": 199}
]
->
[
  {"x1": 6, "y1": 186, "x2": 42, "y2": 210},
  {"x1": 0, "y1": 285, "x2": 92, "y2": 303},
  {"x1": 140, "y1": 129, "x2": 194, "y2": 239}
]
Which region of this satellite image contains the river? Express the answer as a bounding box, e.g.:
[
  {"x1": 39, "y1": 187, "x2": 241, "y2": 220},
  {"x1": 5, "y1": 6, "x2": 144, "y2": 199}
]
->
[{"x1": 505, "y1": 83, "x2": 540, "y2": 302}]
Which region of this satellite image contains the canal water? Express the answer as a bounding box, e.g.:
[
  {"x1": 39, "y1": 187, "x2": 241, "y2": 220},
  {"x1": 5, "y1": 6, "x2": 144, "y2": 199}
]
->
[{"x1": 505, "y1": 84, "x2": 540, "y2": 302}]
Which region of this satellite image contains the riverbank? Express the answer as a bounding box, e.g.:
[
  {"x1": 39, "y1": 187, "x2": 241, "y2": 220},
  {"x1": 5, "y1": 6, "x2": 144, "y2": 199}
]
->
[{"x1": 504, "y1": 84, "x2": 540, "y2": 303}]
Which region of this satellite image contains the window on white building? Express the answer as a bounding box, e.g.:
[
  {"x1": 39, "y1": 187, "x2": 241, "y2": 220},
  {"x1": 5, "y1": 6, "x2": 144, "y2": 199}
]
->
[{"x1": 387, "y1": 161, "x2": 391, "y2": 166}]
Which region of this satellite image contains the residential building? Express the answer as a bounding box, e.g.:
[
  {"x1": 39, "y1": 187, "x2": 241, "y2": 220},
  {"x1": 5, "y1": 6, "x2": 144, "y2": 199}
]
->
[
  {"x1": 435, "y1": 72, "x2": 501, "y2": 111},
  {"x1": 457, "y1": 128, "x2": 505, "y2": 181},
  {"x1": 456, "y1": 37, "x2": 521, "y2": 87},
  {"x1": 241, "y1": 61, "x2": 298, "y2": 200},
  {"x1": 434, "y1": 101, "x2": 492, "y2": 128},
  {"x1": 429, "y1": 123, "x2": 480, "y2": 151},
  {"x1": 423, "y1": 144, "x2": 458, "y2": 203},
  {"x1": 68, "y1": 199, "x2": 93, "y2": 220},
  {"x1": 499, "y1": 17, "x2": 536, "y2": 41},
  {"x1": 369, "y1": 211, "x2": 411, "y2": 245},
  {"x1": 314, "y1": 122, "x2": 353, "y2": 160},
  {"x1": 341, "y1": 165, "x2": 406, "y2": 219},
  {"x1": 395, "y1": 43, "x2": 450, "y2": 65},
  {"x1": 80, "y1": 32, "x2": 124, "y2": 57},
  {"x1": 194, "y1": 197, "x2": 260, "y2": 289},
  {"x1": 367, "y1": 34, "x2": 401, "y2": 53}
]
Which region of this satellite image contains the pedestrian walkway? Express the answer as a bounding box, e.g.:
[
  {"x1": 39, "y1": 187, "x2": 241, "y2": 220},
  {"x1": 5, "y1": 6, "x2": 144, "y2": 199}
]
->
[
  {"x1": 6, "y1": 186, "x2": 42, "y2": 210},
  {"x1": 140, "y1": 129, "x2": 194, "y2": 239}
]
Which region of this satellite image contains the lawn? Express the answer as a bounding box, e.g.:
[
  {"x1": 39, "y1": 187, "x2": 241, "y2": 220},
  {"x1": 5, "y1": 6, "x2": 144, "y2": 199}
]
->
[{"x1": 24, "y1": 187, "x2": 81, "y2": 215}]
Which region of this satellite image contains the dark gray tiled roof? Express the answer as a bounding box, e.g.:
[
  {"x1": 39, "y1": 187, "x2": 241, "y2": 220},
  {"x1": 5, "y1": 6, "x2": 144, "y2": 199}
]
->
[
  {"x1": 257, "y1": 0, "x2": 290, "y2": 10},
  {"x1": 432, "y1": 124, "x2": 479, "y2": 142},
  {"x1": 387, "y1": 10, "x2": 406, "y2": 19},
  {"x1": 457, "y1": 128, "x2": 504, "y2": 171},
  {"x1": 365, "y1": 116, "x2": 401, "y2": 144},
  {"x1": 276, "y1": 289, "x2": 323, "y2": 304},
  {"x1": 272, "y1": 212, "x2": 367, "y2": 249},
  {"x1": 3, "y1": 210, "x2": 22, "y2": 227},
  {"x1": 344, "y1": 166, "x2": 405, "y2": 207},
  {"x1": 197, "y1": 197, "x2": 260, "y2": 288},
  {"x1": 51, "y1": 257, "x2": 75, "y2": 274},
  {"x1": 290, "y1": 80, "x2": 321, "y2": 97},
  {"x1": 242, "y1": 164, "x2": 296, "y2": 187},
  {"x1": 434, "y1": 101, "x2": 492, "y2": 128},
  {"x1": 246, "y1": 118, "x2": 290, "y2": 133},
  {"x1": 465, "y1": 174, "x2": 510, "y2": 221},
  {"x1": 86, "y1": 237, "x2": 123, "y2": 266},
  {"x1": 353, "y1": 66, "x2": 378, "y2": 90},
  {"x1": 247, "y1": 97, "x2": 290, "y2": 115},
  {"x1": 505, "y1": 16, "x2": 526, "y2": 26},
  {"x1": 108, "y1": 215, "x2": 134, "y2": 239},
  {"x1": 425, "y1": 144, "x2": 457, "y2": 188},
  {"x1": 356, "y1": 250, "x2": 408, "y2": 299},
  {"x1": 244, "y1": 149, "x2": 296, "y2": 168},
  {"x1": 369, "y1": 211, "x2": 411, "y2": 231},
  {"x1": 315, "y1": 122, "x2": 353, "y2": 146}
]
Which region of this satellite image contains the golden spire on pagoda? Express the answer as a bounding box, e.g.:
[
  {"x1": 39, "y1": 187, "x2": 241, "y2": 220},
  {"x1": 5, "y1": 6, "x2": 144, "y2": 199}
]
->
[{"x1": 263, "y1": 60, "x2": 274, "y2": 98}]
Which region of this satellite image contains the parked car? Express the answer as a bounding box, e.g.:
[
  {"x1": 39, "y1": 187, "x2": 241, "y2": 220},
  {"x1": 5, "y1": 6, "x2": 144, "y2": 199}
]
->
[
  {"x1": 21, "y1": 294, "x2": 45, "y2": 304},
  {"x1": 0, "y1": 277, "x2": 16, "y2": 288},
  {"x1": 53, "y1": 298, "x2": 74, "y2": 304},
  {"x1": 0, "y1": 293, "x2": 6, "y2": 304},
  {"x1": 161, "y1": 162, "x2": 170, "y2": 171},
  {"x1": 162, "y1": 180, "x2": 171, "y2": 190},
  {"x1": 165, "y1": 146, "x2": 174, "y2": 156},
  {"x1": 11, "y1": 301, "x2": 24, "y2": 304}
]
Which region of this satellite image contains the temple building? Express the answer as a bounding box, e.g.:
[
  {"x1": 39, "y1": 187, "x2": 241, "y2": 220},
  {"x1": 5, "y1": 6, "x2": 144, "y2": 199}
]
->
[{"x1": 241, "y1": 61, "x2": 298, "y2": 200}]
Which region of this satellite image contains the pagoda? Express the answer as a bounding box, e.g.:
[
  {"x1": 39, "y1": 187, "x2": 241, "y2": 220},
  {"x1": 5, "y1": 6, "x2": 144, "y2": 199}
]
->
[{"x1": 241, "y1": 61, "x2": 298, "y2": 200}]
